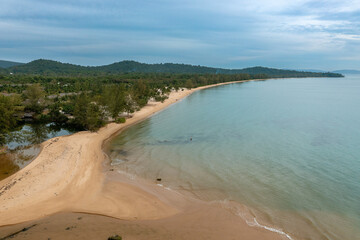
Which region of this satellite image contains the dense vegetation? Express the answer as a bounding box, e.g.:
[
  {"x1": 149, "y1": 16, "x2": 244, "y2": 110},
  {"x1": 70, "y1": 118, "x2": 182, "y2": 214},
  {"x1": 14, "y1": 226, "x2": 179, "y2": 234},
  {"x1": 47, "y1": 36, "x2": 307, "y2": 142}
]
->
[
  {"x1": 0, "y1": 59, "x2": 344, "y2": 146},
  {"x1": 1, "y1": 59, "x2": 343, "y2": 78},
  {"x1": 0, "y1": 95, "x2": 22, "y2": 144}
]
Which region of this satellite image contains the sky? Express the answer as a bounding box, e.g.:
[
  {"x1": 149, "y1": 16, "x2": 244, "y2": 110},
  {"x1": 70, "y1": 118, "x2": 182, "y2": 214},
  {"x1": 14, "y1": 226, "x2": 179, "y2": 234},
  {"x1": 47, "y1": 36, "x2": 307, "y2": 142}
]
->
[{"x1": 0, "y1": 0, "x2": 359, "y2": 70}]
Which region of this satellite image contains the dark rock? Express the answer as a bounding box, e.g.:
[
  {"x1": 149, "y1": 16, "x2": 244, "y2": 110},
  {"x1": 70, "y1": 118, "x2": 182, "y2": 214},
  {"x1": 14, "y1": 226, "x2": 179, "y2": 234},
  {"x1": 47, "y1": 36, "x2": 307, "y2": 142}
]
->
[{"x1": 108, "y1": 235, "x2": 122, "y2": 240}]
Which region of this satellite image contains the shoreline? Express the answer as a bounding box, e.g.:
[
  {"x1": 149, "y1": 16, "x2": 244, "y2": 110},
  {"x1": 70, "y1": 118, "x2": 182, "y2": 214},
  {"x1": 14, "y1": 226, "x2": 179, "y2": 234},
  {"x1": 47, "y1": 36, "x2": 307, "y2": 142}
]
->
[{"x1": 0, "y1": 78, "x2": 285, "y2": 239}]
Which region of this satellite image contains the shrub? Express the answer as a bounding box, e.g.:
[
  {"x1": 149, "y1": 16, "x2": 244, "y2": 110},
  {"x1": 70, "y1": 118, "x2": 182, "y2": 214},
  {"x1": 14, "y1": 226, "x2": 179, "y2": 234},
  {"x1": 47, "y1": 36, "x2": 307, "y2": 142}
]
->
[
  {"x1": 115, "y1": 117, "x2": 126, "y2": 124},
  {"x1": 154, "y1": 95, "x2": 167, "y2": 102},
  {"x1": 108, "y1": 235, "x2": 122, "y2": 240}
]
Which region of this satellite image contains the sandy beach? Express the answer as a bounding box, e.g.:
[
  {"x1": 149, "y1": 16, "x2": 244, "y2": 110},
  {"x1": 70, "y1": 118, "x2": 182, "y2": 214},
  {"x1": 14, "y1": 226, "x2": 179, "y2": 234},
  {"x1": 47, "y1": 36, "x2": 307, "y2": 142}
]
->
[{"x1": 0, "y1": 79, "x2": 284, "y2": 239}]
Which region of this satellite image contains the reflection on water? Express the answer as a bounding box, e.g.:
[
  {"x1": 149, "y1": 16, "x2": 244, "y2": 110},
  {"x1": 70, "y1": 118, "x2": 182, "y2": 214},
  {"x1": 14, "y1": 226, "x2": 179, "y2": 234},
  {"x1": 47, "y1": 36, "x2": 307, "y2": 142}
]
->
[
  {"x1": 0, "y1": 153, "x2": 19, "y2": 180},
  {"x1": 6, "y1": 123, "x2": 73, "y2": 149},
  {"x1": 0, "y1": 123, "x2": 74, "y2": 180}
]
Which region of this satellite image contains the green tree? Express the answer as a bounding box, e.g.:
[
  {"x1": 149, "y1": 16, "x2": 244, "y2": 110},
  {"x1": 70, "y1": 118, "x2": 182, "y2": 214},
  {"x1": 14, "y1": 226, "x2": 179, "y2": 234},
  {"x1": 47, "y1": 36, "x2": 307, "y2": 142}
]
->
[
  {"x1": 101, "y1": 85, "x2": 126, "y2": 119},
  {"x1": 24, "y1": 83, "x2": 45, "y2": 113},
  {"x1": 86, "y1": 103, "x2": 104, "y2": 130},
  {"x1": 0, "y1": 96, "x2": 18, "y2": 145},
  {"x1": 185, "y1": 79, "x2": 194, "y2": 89},
  {"x1": 72, "y1": 94, "x2": 104, "y2": 131},
  {"x1": 48, "y1": 102, "x2": 68, "y2": 124},
  {"x1": 132, "y1": 80, "x2": 150, "y2": 107},
  {"x1": 72, "y1": 94, "x2": 89, "y2": 129}
]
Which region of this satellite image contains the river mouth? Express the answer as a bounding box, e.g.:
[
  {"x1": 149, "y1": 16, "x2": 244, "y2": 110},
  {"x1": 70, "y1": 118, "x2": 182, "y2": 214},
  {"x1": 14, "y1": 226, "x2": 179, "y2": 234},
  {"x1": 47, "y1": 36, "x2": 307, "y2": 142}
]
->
[{"x1": 108, "y1": 77, "x2": 360, "y2": 240}]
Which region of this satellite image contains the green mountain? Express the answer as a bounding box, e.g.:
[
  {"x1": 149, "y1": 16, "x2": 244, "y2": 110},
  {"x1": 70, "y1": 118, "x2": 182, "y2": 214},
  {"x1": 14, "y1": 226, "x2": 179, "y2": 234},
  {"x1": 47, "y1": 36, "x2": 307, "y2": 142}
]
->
[
  {"x1": 0, "y1": 60, "x2": 24, "y2": 68},
  {"x1": 8, "y1": 59, "x2": 88, "y2": 75},
  {"x1": 5, "y1": 59, "x2": 343, "y2": 78}
]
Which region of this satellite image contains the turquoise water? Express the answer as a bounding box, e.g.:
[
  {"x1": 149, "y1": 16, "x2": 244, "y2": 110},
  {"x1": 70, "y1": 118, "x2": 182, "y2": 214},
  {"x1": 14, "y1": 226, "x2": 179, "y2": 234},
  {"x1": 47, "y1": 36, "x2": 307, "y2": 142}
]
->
[{"x1": 109, "y1": 76, "x2": 360, "y2": 240}]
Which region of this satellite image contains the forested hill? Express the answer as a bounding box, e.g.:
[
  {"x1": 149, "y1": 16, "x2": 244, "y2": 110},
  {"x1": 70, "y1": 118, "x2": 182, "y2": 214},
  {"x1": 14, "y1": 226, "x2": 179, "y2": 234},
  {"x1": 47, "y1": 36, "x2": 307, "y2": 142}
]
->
[
  {"x1": 0, "y1": 60, "x2": 24, "y2": 68},
  {"x1": 2, "y1": 59, "x2": 343, "y2": 78}
]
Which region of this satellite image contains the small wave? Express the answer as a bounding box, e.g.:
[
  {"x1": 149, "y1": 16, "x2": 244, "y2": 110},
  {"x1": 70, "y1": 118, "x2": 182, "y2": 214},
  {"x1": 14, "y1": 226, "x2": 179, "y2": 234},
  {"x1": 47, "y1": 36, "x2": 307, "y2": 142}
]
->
[
  {"x1": 247, "y1": 218, "x2": 294, "y2": 240},
  {"x1": 157, "y1": 183, "x2": 173, "y2": 191},
  {"x1": 111, "y1": 158, "x2": 128, "y2": 165},
  {"x1": 217, "y1": 199, "x2": 294, "y2": 240},
  {"x1": 116, "y1": 170, "x2": 136, "y2": 180}
]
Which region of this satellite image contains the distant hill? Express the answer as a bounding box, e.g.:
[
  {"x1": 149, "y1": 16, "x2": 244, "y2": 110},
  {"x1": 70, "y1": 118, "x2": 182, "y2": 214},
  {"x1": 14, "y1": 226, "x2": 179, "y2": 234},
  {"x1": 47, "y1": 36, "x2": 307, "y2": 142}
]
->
[
  {"x1": 291, "y1": 69, "x2": 325, "y2": 73},
  {"x1": 8, "y1": 59, "x2": 88, "y2": 75},
  {"x1": 333, "y1": 70, "x2": 360, "y2": 74},
  {"x1": 231, "y1": 67, "x2": 341, "y2": 78},
  {"x1": 5, "y1": 59, "x2": 343, "y2": 78},
  {"x1": 0, "y1": 60, "x2": 24, "y2": 68}
]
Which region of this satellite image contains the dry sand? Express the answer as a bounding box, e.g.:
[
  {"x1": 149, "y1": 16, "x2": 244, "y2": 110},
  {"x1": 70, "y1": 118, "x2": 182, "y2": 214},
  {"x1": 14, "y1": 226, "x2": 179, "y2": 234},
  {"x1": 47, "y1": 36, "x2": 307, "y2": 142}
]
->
[{"x1": 0, "y1": 79, "x2": 285, "y2": 239}]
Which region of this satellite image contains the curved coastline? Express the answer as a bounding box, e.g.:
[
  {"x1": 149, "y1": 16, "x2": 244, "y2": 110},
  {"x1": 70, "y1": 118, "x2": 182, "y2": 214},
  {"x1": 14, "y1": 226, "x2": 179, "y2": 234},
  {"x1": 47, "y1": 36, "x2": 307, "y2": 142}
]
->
[{"x1": 0, "y1": 79, "x2": 285, "y2": 239}]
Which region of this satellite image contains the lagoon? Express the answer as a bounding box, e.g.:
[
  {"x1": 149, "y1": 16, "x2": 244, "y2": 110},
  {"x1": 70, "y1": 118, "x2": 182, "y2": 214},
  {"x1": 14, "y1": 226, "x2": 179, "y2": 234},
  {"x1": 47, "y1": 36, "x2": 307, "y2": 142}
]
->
[{"x1": 0, "y1": 123, "x2": 74, "y2": 180}]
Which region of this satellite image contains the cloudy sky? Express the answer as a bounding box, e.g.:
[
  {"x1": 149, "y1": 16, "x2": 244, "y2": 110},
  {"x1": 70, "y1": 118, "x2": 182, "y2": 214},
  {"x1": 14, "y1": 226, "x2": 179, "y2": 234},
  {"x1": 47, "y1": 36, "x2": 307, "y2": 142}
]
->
[{"x1": 1, "y1": 0, "x2": 359, "y2": 70}]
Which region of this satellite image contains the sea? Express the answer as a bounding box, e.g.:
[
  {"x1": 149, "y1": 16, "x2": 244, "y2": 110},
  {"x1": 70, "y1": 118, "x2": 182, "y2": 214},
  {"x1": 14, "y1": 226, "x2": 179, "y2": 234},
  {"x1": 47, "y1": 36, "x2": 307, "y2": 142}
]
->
[{"x1": 108, "y1": 76, "x2": 360, "y2": 240}]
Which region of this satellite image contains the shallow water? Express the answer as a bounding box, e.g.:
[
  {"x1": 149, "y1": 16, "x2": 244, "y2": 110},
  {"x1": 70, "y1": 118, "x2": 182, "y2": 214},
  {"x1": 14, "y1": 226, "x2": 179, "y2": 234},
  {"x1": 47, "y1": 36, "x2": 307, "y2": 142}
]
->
[
  {"x1": 109, "y1": 76, "x2": 360, "y2": 240},
  {"x1": 0, "y1": 123, "x2": 74, "y2": 180}
]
